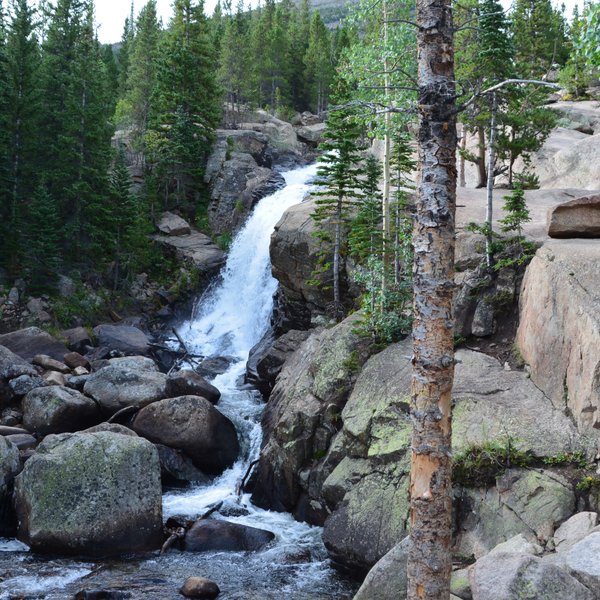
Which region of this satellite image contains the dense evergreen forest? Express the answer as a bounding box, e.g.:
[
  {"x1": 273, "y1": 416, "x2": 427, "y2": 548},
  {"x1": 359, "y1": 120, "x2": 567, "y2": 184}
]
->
[{"x1": 0, "y1": 0, "x2": 597, "y2": 303}]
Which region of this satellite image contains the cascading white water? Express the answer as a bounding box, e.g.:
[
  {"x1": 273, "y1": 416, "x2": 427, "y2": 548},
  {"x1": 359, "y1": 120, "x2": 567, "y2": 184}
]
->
[
  {"x1": 180, "y1": 162, "x2": 319, "y2": 362},
  {"x1": 0, "y1": 161, "x2": 357, "y2": 600}
]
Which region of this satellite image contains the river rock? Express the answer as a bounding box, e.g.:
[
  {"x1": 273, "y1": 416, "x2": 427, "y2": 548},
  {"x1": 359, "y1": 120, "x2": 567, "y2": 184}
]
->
[
  {"x1": 157, "y1": 211, "x2": 191, "y2": 236},
  {"x1": 9, "y1": 374, "x2": 47, "y2": 397},
  {"x1": 166, "y1": 370, "x2": 220, "y2": 404},
  {"x1": 516, "y1": 240, "x2": 600, "y2": 431},
  {"x1": 548, "y1": 194, "x2": 600, "y2": 238},
  {"x1": 43, "y1": 371, "x2": 66, "y2": 386},
  {"x1": 0, "y1": 327, "x2": 69, "y2": 362},
  {"x1": 14, "y1": 431, "x2": 163, "y2": 556},
  {"x1": 93, "y1": 324, "x2": 150, "y2": 356},
  {"x1": 32, "y1": 354, "x2": 70, "y2": 373},
  {"x1": 181, "y1": 519, "x2": 275, "y2": 552},
  {"x1": 5, "y1": 433, "x2": 37, "y2": 450},
  {"x1": 23, "y1": 385, "x2": 102, "y2": 435},
  {"x1": 470, "y1": 552, "x2": 594, "y2": 600},
  {"x1": 84, "y1": 422, "x2": 138, "y2": 436},
  {"x1": 132, "y1": 395, "x2": 239, "y2": 475},
  {"x1": 155, "y1": 443, "x2": 209, "y2": 485},
  {"x1": 454, "y1": 469, "x2": 576, "y2": 558},
  {"x1": 180, "y1": 577, "x2": 220, "y2": 599},
  {"x1": 553, "y1": 512, "x2": 599, "y2": 553},
  {"x1": 296, "y1": 123, "x2": 326, "y2": 145},
  {"x1": 63, "y1": 351, "x2": 90, "y2": 370},
  {"x1": 83, "y1": 362, "x2": 169, "y2": 417},
  {"x1": 1, "y1": 345, "x2": 38, "y2": 405},
  {"x1": 352, "y1": 536, "x2": 410, "y2": 600},
  {"x1": 0, "y1": 436, "x2": 19, "y2": 535}
]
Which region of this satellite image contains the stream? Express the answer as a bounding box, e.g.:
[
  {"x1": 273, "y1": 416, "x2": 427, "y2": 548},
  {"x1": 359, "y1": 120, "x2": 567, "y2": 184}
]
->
[{"x1": 0, "y1": 164, "x2": 358, "y2": 599}]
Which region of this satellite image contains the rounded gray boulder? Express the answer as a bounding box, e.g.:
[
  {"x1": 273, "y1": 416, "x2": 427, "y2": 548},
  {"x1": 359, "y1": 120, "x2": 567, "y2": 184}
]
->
[{"x1": 14, "y1": 431, "x2": 163, "y2": 556}]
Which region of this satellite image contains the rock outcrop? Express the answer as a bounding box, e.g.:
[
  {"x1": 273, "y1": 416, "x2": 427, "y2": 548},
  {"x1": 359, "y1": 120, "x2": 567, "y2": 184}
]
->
[
  {"x1": 548, "y1": 193, "x2": 600, "y2": 238},
  {"x1": 14, "y1": 431, "x2": 163, "y2": 556},
  {"x1": 517, "y1": 240, "x2": 600, "y2": 431}
]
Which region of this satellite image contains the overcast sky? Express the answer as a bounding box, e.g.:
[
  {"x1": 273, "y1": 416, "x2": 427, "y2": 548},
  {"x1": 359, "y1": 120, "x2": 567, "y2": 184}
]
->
[{"x1": 92, "y1": 0, "x2": 584, "y2": 44}]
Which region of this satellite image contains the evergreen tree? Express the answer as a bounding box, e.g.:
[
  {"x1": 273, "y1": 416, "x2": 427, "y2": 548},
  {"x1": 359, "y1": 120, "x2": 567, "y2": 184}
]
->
[
  {"x1": 123, "y1": 0, "x2": 161, "y2": 144},
  {"x1": 4, "y1": 0, "x2": 41, "y2": 270},
  {"x1": 287, "y1": 0, "x2": 310, "y2": 110},
  {"x1": 22, "y1": 182, "x2": 61, "y2": 293},
  {"x1": 303, "y1": 11, "x2": 332, "y2": 113},
  {"x1": 116, "y1": 3, "x2": 134, "y2": 97},
  {"x1": 147, "y1": 0, "x2": 221, "y2": 210},
  {"x1": 101, "y1": 43, "x2": 119, "y2": 110},
  {"x1": 511, "y1": 0, "x2": 569, "y2": 78},
  {"x1": 0, "y1": 0, "x2": 11, "y2": 235},
  {"x1": 311, "y1": 105, "x2": 365, "y2": 316},
  {"x1": 559, "y1": 6, "x2": 592, "y2": 97}
]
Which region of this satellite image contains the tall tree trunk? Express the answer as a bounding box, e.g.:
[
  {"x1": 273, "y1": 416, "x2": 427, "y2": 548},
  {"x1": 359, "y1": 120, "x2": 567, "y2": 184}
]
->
[
  {"x1": 382, "y1": 0, "x2": 392, "y2": 297},
  {"x1": 476, "y1": 125, "x2": 486, "y2": 188},
  {"x1": 333, "y1": 194, "x2": 342, "y2": 316},
  {"x1": 459, "y1": 124, "x2": 466, "y2": 188},
  {"x1": 485, "y1": 93, "x2": 498, "y2": 268},
  {"x1": 407, "y1": 0, "x2": 457, "y2": 596}
]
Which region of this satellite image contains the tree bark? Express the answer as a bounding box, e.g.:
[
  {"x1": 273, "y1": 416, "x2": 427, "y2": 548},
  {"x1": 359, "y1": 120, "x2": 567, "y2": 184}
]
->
[
  {"x1": 485, "y1": 93, "x2": 497, "y2": 268},
  {"x1": 476, "y1": 125, "x2": 487, "y2": 188},
  {"x1": 407, "y1": 0, "x2": 457, "y2": 596}
]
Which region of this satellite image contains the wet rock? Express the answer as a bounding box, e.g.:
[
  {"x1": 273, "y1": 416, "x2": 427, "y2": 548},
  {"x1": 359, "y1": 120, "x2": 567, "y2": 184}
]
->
[
  {"x1": 197, "y1": 356, "x2": 236, "y2": 378},
  {"x1": 132, "y1": 396, "x2": 239, "y2": 475},
  {"x1": 83, "y1": 362, "x2": 168, "y2": 417},
  {"x1": 32, "y1": 354, "x2": 70, "y2": 373},
  {"x1": 155, "y1": 443, "x2": 210, "y2": 485},
  {"x1": 22, "y1": 385, "x2": 102, "y2": 436},
  {"x1": 0, "y1": 327, "x2": 69, "y2": 362},
  {"x1": 157, "y1": 211, "x2": 191, "y2": 236},
  {"x1": 61, "y1": 327, "x2": 93, "y2": 353},
  {"x1": 554, "y1": 512, "x2": 599, "y2": 553},
  {"x1": 0, "y1": 436, "x2": 20, "y2": 535},
  {"x1": 469, "y1": 552, "x2": 594, "y2": 600},
  {"x1": 0, "y1": 425, "x2": 28, "y2": 436},
  {"x1": 353, "y1": 536, "x2": 410, "y2": 600},
  {"x1": 75, "y1": 590, "x2": 132, "y2": 600},
  {"x1": 14, "y1": 431, "x2": 163, "y2": 556},
  {"x1": 166, "y1": 370, "x2": 221, "y2": 404},
  {"x1": 180, "y1": 576, "x2": 220, "y2": 599},
  {"x1": 182, "y1": 519, "x2": 275, "y2": 552},
  {"x1": 93, "y1": 324, "x2": 150, "y2": 356}
]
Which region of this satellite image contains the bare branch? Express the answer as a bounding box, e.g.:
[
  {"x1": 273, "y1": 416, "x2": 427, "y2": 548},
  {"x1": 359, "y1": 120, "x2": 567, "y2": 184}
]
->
[
  {"x1": 384, "y1": 18, "x2": 418, "y2": 27},
  {"x1": 455, "y1": 79, "x2": 560, "y2": 115}
]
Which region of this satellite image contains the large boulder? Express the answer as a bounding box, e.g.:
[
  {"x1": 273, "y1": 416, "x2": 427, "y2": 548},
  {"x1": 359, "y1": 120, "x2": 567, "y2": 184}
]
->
[
  {"x1": 454, "y1": 469, "x2": 576, "y2": 558},
  {"x1": 452, "y1": 349, "x2": 581, "y2": 458},
  {"x1": 93, "y1": 324, "x2": 150, "y2": 356},
  {"x1": 0, "y1": 436, "x2": 20, "y2": 535},
  {"x1": 152, "y1": 231, "x2": 226, "y2": 274},
  {"x1": 0, "y1": 344, "x2": 38, "y2": 405},
  {"x1": 131, "y1": 395, "x2": 239, "y2": 475},
  {"x1": 548, "y1": 194, "x2": 600, "y2": 238},
  {"x1": 83, "y1": 361, "x2": 169, "y2": 417},
  {"x1": 0, "y1": 327, "x2": 69, "y2": 362},
  {"x1": 22, "y1": 386, "x2": 102, "y2": 435},
  {"x1": 251, "y1": 313, "x2": 370, "y2": 520},
  {"x1": 165, "y1": 370, "x2": 221, "y2": 404},
  {"x1": 516, "y1": 240, "x2": 600, "y2": 431},
  {"x1": 14, "y1": 431, "x2": 163, "y2": 556},
  {"x1": 181, "y1": 518, "x2": 275, "y2": 552},
  {"x1": 565, "y1": 532, "x2": 600, "y2": 592},
  {"x1": 352, "y1": 537, "x2": 410, "y2": 600},
  {"x1": 156, "y1": 211, "x2": 191, "y2": 236},
  {"x1": 470, "y1": 552, "x2": 594, "y2": 600},
  {"x1": 271, "y1": 197, "x2": 352, "y2": 325}
]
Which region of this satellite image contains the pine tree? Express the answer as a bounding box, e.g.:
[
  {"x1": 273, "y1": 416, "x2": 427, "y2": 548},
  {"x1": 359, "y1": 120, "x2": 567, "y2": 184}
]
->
[
  {"x1": 287, "y1": 0, "x2": 310, "y2": 110},
  {"x1": 116, "y1": 3, "x2": 134, "y2": 97},
  {"x1": 512, "y1": 0, "x2": 569, "y2": 78},
  {"x1": 147, "y1": 0, "x2": 221, "y2": 211},
  {"x1": 22, "y1": 182, "x2": 61, "y2": 293},
  {"x1": 0, "y1": 0, "x2": 11, "y2": 241},
  {"x1": 4, "y1": 0, "x2": 41, "y2": 270},
  {"x1": 311, "y1": 105, "x2": 365, "y2": 317},
  {"x1": 123, "y1": 0, "x2": 161, "y2": 146},
  {"x1": 304, "y1": 11, "x2": 332, "y2": 113}
]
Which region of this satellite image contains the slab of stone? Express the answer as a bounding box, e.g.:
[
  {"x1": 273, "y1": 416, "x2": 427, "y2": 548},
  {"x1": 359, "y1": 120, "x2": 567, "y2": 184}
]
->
[
  {"x1": 0, "y1": 328, "x2": 69, "y2": 362},
  {"x1": 548, "y1": 194, "x2": 600, "y2": 238},
  {"x1": 152, "y1": 232, "x2": 226, "y2": 273},
  {"x1": 93, "y1": 324, "x2": 150, "y2": 356},
  {"x1": 156, "y1": 211, "x2": 191, "y2": 236},
  {"x1": 32, "y1": 354, "x2": 70, "y2": 374},
  {"x1": 565, "y1": 531, "x2": 600, "y2": 591},
  {"x1": 554, "y1": 512, "x2": 599, "y2": 553}
]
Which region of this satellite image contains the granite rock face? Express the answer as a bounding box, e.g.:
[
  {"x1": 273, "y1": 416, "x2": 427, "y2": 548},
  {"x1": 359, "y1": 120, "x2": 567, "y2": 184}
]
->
[{"x1": 548, "y1": 194, "x2": 600, "y2": 238}]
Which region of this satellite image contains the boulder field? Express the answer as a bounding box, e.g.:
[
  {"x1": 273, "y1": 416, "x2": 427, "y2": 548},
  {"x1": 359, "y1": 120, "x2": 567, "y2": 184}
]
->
[{"x1": 0, "y1": 324, "x2": 244, "y2": 556}]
